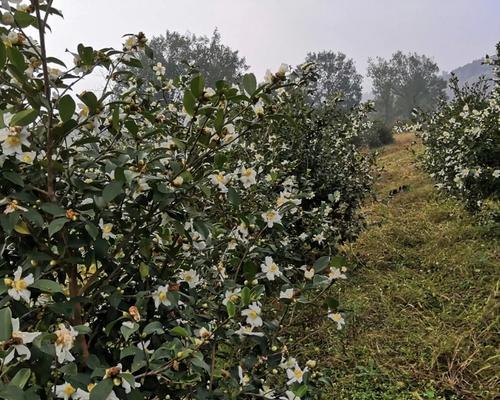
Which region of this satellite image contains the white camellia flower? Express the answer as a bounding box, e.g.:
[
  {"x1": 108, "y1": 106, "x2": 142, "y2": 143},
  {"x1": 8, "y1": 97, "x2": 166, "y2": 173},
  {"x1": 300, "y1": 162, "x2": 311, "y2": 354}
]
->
[
  {"x1": 203, "y1": 87, "x2": 216, "y2": 99},
  {"x1": 239, "y1": 166, "x2": 257, "y2": 188},
  {"x1": 286, "y1": 364, "x2": 307, "y2": 385},
  {"x1": 178, "y1": 269, "x2": 201, "y2": 288},
  {"x1": 328, "y1": 312, "x2": 345, "y2": 330},
  {"x1": 209, "y1": 172, "x2": 231, "y2": 193},
  {"x1": 222, "y1": 288, "x2": 241, "y2": 305},
  {"x1": 276, "y1": 63, "x2": 289, "y2": 77},
  {"x1": 261, "y1": 256, "x2": 282, "y2": 281},
  {"x1": 281, "y1": 391, "x2": 301, "y2": 400},
  {"x1": 123, "y1": 36, "x2": 138, "y2": 50},
  {"x1": 55, "y1": 382, "x2": 89, "y2": 400},
  {"x1": 312, "y1": 232, "x2": 326, "y2": 244},
  {"x1": 264, "y1": 69, "x2": 274, "y2": 84},
  {"x1": 152, "y1": 62, "x2": 166, "y2": 76},
  {"x1": 328, "y1": 267, "x2": 347, "y2": 280},
  {"x1": 303, "y1": 267, "x2": 315, "y2": 280},
  {"x1": 279, "y1": 288, "x2": 294, "y2": 299},
  {"x1": 2, "y1": 317, "x2": 41, "y2": 364},
  {"x1": 235, "y1": 324, "x2": 264, "y2": 337},
  {"x1": 241, "y1": 302, "x2": 263, "y2": 327},
  {"x1": 261, "y1": 210, "x2": 282, "y2": 228},
  {"x1": 0, "y1": 126, "x2": 30, "y2": 156},
  {"x1": 493, "y1": 170, "x2": 500, "y2": 178},
  {"x1": 252, "y1": 100, "x2": 264, "y2": 117},
  {"x1": 280, "y1": 357, "x2": 298, "y2": 370},
  {"x1": 152, "y1": 285, "x2": 171, "y2": 309},
  {"x1": 6, "y1": 266, "x2": 33, "y2": 302},
  {"x1": 48, "y1": 67, "x2": 62, "y2": 80},
  {"x1": 54, "y1": 324, "x2": 78, "y2": 363},
  {"x1": 16, "y1": 151, "x2": 36, "y2": 164},
  {"x1": 99, "y1": 219, "x2": 116, "y2": 240}
]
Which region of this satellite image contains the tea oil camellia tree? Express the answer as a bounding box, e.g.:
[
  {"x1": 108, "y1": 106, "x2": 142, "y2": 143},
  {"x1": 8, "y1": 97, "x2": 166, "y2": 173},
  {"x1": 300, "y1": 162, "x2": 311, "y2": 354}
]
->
[
  {"x1": 0, "y1": 1, "x2": 374, "y2": 399},
  {"x1": 419, "y1": 43, "x2": 500, "y2": 209}
]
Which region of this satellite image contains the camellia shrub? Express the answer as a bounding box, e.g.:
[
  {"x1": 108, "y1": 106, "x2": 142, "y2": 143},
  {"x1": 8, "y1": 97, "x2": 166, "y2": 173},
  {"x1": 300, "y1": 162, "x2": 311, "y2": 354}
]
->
[
  {"x1": 419, "y1": 44, "x2": 500, "y2": 209},
  {"x1": 0, "y1": 2, "x2": 373, "y2": 399}
]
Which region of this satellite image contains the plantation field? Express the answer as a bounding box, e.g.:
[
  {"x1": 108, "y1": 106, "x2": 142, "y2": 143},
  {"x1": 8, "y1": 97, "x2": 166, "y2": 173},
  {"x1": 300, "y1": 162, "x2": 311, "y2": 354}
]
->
[{"x1": 305, "y1": 133, "x2": 499, "y2": 399}]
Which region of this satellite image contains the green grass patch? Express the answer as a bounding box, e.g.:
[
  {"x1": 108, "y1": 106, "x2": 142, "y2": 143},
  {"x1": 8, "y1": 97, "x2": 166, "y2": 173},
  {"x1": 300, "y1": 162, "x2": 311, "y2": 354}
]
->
[{"x1": 304, "y1": 134, "x2": 499, "y2": 399}]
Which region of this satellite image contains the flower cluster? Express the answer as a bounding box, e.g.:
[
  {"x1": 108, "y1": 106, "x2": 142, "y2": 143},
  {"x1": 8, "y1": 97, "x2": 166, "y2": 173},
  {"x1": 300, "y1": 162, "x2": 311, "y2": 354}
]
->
[
  {"x1": 418, "y1": 44, "x2": 500, "y2": 209},
  {"x1": 0, "y1": 2, "x2": 373, "y2": 399}
]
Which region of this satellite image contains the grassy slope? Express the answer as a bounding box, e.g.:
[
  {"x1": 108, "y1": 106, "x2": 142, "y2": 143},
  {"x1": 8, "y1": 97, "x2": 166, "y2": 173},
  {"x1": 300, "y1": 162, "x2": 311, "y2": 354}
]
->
[{"x1": 310, "y1": 133, "x2": 499, "y2": 399}]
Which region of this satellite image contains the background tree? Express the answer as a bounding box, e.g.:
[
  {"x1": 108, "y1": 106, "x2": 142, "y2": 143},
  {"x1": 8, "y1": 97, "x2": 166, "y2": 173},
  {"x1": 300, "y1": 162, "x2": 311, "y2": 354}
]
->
[
  {"x1": 368, "y1": 52, "x2": 446, "y2": 123},
  {"x1": 367, "y1": 57, "x2": 395, "y2": 124},
  {"x1": 124, "y1": 29, "x2": 248, "y2": 88},
  {"x1": 305, "y1": 51, "x2": 363, "y2": 108}
]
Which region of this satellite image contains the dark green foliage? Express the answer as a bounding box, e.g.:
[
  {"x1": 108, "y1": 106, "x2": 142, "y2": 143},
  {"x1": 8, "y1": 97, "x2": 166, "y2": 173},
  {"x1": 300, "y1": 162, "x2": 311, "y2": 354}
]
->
[
  {"x1": 305, "y1": 51, "x2": 363, "y2": 108},
  {"x1": 363, "y1": 120, "x2": 394, "y2": 148},
  {"x1": 368, "y1": 52, "x2": 447, "y2": 123}
]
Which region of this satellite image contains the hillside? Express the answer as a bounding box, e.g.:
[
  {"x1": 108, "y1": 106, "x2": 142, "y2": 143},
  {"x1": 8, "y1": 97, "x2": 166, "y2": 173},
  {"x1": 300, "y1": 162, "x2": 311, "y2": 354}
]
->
[
  {"x1": 303, "y1": 133, "x2": 499, "y2": 399},
  {"x1": 442, "y1": 59, "x2": 494, "y2": 97}
]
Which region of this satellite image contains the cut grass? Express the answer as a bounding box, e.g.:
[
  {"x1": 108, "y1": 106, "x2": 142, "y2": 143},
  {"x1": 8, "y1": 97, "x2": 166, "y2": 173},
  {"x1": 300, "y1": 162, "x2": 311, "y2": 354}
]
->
[{"x1": 305, "y1": 133, "x2": 499, "y2": 399}]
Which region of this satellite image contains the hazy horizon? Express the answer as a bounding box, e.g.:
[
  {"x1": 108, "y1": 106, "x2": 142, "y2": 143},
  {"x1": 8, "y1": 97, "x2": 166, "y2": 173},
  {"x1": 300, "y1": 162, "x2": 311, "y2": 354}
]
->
[{"x1": 46, "y1": 0, "x2": 500, "y2": 92}]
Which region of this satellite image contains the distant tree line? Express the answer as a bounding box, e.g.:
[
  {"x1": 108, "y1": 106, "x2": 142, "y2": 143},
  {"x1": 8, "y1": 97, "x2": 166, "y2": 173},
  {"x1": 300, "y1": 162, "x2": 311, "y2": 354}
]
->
[
  {"x1": 116, "y1": 28, "x2": 448, "y2": 144},
  {"x1": 368, "y1": 52, "x2": 447, "y2": 124}
]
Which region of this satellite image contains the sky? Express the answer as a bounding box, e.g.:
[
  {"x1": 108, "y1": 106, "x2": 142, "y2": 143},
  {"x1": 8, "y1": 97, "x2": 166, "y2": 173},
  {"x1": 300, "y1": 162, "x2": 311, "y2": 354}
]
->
[{"x1": 45, "y1": 0, "x2": 500, "y2": 93}]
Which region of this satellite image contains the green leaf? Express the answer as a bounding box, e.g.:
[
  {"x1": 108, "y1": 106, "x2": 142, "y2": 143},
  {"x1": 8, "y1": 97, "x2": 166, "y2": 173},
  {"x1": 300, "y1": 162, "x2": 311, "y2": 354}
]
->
[
  {"x1": 214, "y1": 152, "x2": 226, "y2": 169},
  {"x1": 79, "y1": 91, "x2": 99, "y2": 114},
  {"x1": 3, "y1": 171, "x2": 24, "y2": 186},
  {"x1": 0, "y1": 384, "x2": 25, "y2": 400},
  {"x1": 89, "y1": 378, "x2": 113, "y2": 400},
  {"x1": 331, "y1": 255, "x2": 346, "y2": 268},
  {"x1": 0, "y1": 40, "x2": 6, "y2": 69},
  {"x1": 10, "y1": 108, "x2": 38, "y2": 126},
  {"x1": 14, "y1": 11, "x2": 36, "y2": 28},
  {"x1": 0, "y1": 213, "x2": 19, "y2": 235},
  {"x1": 58, "y1": 95, "x2": 76, "y2": 122},
  {"x1": 102, "y1": 181, "x2": 123, "y2": 203},
  {"x1": 31, "y1": 279, "x2": 64, "y2": 294},
  {"x1": 0, "y1": 307, "x2": 13, "y2": 341},
  {"x1": 227, "y1": 187, "x2": 241, "y2": 207},
  {"x1": 40, "y1": 203, "x2": 66, "y2": 216},
  {"x1": 226, "y1": 301, "x2": 235, "y2": 318},
  {"x1": 48, "y1": 217, "x2": 68, "y2": 237},
  {"x1": 139, "y1": 262, "x2": 149, "y2": 281},
  {"x1": 6, "y1": 46, "x2": 25, "y2": 70},
  {"x1": 85, "y1": 223, "x2": 99, "y2": 240},
  {"x1": 169, "y1": 326, "x2": 189, "y2": 337},
  {"x1": 313, "y1": 256, "x2": 330, "y2": 272},
  {"x1": 120, "y1": 323, "x2": 138, "y2": 341},
  {"x1": 242, "y1": 73, "x2": 257, "y2": 95},
  {"x1": 325, "y1": 297, "x2": 339, "y2": 310},
  {"x1": 191, "y1": 75, "x2": 205, "y2": 98},
  {"x1": 112, "y1": 106, "x2": 120, "y2": 131},
  {"x1": 24, "y1": 209, "x2": 44, "y2": 227},
  {"x1": 143, "y1": 321, "x2": 164, "y2": 336},
  {"x1": 183, "y1": 90, "x2": 196, "y2": 116},
  {"x1": 294, "y1": 384, "x2": 308, "y2": 397},
  {"x1": 11, "y1": 368, "x2": 30, "y2": 389},
  {"x1": 193, "y1": 219, "x2": 210, "y2": 239},
  {"x1": 241, "y1": 287, "x2": 251, "y2": 306},
  {"x1": 73, "y1": 325, "x2": 91, "y2": 334}
]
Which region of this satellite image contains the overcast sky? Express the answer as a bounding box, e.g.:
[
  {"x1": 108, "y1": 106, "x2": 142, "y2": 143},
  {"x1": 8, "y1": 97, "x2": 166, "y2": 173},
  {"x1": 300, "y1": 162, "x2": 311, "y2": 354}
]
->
[{"x1": 46, "y1": 0, "x2": 500, "y2": 92}]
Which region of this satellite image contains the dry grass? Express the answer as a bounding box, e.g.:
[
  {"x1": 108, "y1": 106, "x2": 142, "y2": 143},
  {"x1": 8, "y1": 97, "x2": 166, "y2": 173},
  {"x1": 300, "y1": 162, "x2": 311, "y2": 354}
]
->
[{"x1": 303, "y1": 133, "x2": 500, "y2": 399}]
